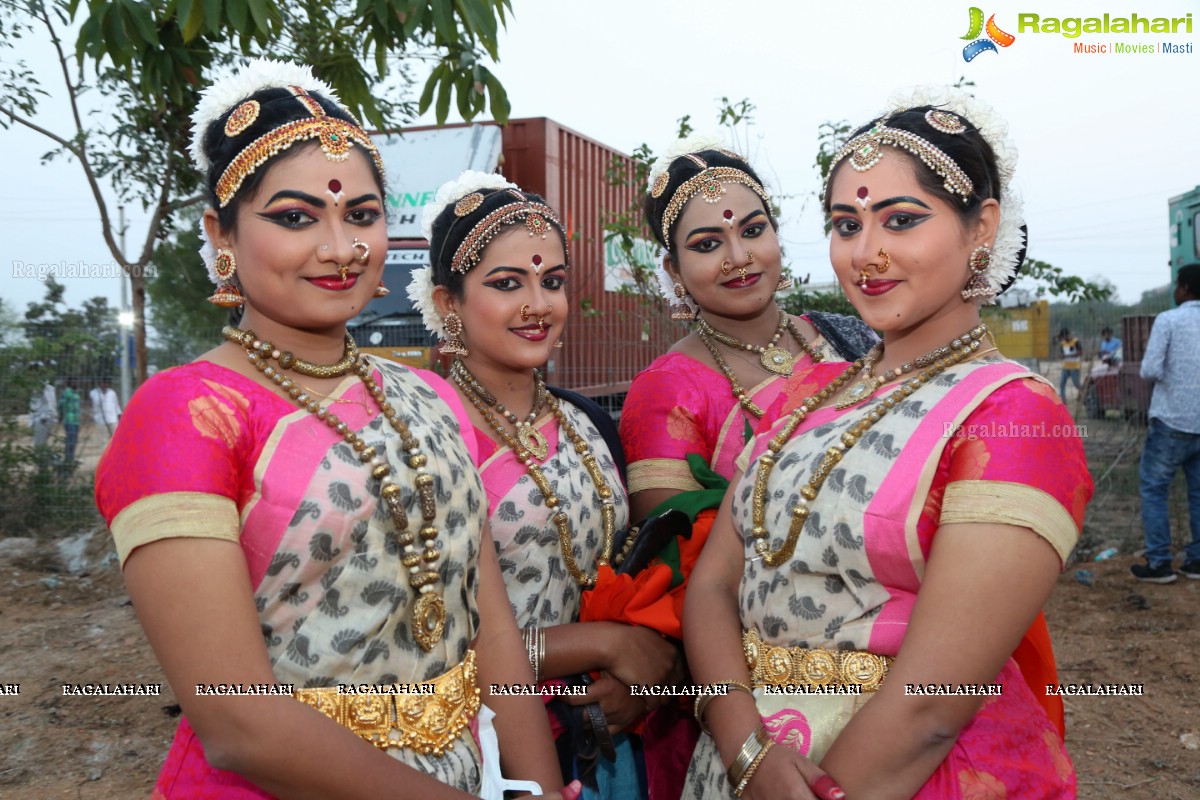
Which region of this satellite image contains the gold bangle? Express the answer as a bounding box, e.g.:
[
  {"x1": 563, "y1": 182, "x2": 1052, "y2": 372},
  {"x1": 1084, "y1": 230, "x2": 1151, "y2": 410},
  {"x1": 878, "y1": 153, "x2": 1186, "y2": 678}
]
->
[
  {"x1": 692, "y1": 681, "x2": 755, "y2": 734},
  {"x1": 727, "y1": 724, "x2": 772, "y2": 791},
  {"x1": 734, "y1": 736, "x2": 775, "y2": 798}
]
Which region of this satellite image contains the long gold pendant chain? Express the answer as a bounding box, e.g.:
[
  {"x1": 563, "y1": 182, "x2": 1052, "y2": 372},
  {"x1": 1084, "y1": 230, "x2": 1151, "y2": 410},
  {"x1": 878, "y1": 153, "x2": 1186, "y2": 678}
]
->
[
  {"x1": 223, "y1": 326, "x2": 447, "y2": 651},
  {"x1": 450, "y1": 361, "x2": 615, "y2": 587},
  {"x1": 749, "y1": 325, "x2": 990, "y2": 567}
]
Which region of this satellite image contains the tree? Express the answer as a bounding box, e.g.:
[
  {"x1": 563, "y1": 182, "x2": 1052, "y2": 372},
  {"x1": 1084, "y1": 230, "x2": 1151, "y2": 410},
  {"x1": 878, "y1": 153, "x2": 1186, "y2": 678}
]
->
[{"x1": 0, "y1": 0, "x2": 513, "y2": 387}]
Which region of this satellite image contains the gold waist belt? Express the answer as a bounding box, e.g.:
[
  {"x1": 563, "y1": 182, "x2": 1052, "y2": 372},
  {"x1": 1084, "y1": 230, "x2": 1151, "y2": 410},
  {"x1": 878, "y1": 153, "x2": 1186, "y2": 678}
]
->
[
  {"x1": 294, "y1": 650, "x2": 480, "y2": 756},
  {"x1": 743, "y1": 629, "x2": 893, "y2": 692}
]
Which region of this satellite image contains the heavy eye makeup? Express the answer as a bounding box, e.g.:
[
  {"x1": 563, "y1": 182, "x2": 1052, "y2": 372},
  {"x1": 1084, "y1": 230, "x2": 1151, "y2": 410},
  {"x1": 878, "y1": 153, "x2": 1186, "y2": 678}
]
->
[{"x1": 482, "y1": 266, "x2": 567, "y2": 292}]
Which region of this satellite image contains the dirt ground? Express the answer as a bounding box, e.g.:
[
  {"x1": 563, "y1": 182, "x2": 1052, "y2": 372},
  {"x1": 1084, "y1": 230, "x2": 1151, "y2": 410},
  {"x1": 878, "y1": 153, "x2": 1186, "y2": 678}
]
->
[{"x1": 1, "y1": 412, "x2": 1198, "y2": 799}]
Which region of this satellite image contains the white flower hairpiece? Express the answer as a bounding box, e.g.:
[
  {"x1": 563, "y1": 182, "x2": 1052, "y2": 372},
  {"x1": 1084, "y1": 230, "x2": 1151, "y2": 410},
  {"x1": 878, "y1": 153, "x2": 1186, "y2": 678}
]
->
[
  {"x1": 645, "y1": 133, "x2": 729, "y2": 191},
  {"x1": 420, "y1": 170, "x2": 518, "y2": 240},
  {"x1": 189, "y1": 59, "x2": 341, "y2": 174},
  {"x1": 406, "y1": 265, "x2": 444, "y2": 339},
  {"x1": 198, "y1": 219, "x2": 219, "y2": 285},
  {"x1": 885, "y1": 87, "x2": 1025, "y2": 302}
]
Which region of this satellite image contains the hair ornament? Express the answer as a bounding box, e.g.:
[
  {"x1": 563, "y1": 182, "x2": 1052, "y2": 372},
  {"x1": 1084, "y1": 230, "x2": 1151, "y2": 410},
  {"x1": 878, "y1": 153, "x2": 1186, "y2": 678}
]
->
[
  {"x1": 454, "y1": 193, "x2": 484, "y2": 217},
  {"x1": 420, "y1": 169, "x2": 517, "y2": 239},
  {"x1": 650, "y1": 172, "x2": 670, "y2": 198},
  {"x1": 189, "y1": 58, "x2": 341, "y2": 173},
  {"x1": 925, "y1": 109, "x2": 967, "y2": 135},
  {"x1": 224, "y1": 100, "x2": 260, "y2": 137},
  {"x1": 834, "y1": 121, "x2": 975, "y2": 203},
  {"x1": 450, "y1": 201, "x2": 565, "y2": 274},
  {"x1": 660, "y1": 166, "x2": 770, "y2": 245},
  {"x1": 406, "y1": 265, "x2": 446, "y2": 339},
  {"x1": 645, "y1": 132, "x2": 728, "y2": 192}
]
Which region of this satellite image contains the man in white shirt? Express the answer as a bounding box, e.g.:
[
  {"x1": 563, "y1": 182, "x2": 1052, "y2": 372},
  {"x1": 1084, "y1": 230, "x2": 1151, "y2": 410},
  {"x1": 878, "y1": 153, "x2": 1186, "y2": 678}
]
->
[
  {"x1": 30, "y1": 380, "x2": 57, "y2": 447},
  {"x1": 95, "y1": 379, "x2": 121, "y2": 436}
]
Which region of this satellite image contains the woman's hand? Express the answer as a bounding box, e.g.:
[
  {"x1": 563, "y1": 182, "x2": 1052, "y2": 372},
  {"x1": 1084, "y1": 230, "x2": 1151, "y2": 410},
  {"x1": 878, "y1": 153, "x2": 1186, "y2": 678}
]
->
[
  {"x1": 740, "y1": 747, "x2": 844, "y2": 800},
  {"x1": 600, "y1": 623, "x2": 684, "y2": 689},
  {"x1": 563, "y1": 671, "x2": 646, "y2": 734}
]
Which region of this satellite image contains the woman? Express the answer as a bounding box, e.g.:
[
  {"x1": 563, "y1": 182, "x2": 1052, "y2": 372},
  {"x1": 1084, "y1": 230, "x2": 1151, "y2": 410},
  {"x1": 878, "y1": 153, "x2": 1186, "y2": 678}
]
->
[
  {"x1": 95, "y1": 61, "x2": 571, "y2": 800},
  {"x1": 411, "y1": 173, "x2": 681, "y2": 798},
  {"x1": 683, "y1": 91, "x2": 1090, "y2": 799},
  {"x1": 620, "y1": 140, "x2": 875, "y2": 522}
]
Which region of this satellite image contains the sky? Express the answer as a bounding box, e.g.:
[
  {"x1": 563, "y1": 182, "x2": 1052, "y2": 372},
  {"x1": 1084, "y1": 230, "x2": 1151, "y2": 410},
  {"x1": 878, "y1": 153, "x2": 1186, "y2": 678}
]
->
[{"x1": 3, "y1": 0, "x2": 1198, "y2": 319}]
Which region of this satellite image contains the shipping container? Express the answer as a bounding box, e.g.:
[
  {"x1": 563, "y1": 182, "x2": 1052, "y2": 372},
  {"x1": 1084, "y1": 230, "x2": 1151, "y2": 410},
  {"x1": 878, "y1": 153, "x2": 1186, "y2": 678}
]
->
[
  {"x1": 1121, "y1": 315, "x2": 1157, "y2": 363},
  {"x1": 982, "y1": 300, "x2": 1050, "y2": 360},
  {"x1": 356, "y1": 118, "x2": 679, "y2": 404},
  {"x1": 1119, "y1": 361, "x2": 1153, "y2": 424}
]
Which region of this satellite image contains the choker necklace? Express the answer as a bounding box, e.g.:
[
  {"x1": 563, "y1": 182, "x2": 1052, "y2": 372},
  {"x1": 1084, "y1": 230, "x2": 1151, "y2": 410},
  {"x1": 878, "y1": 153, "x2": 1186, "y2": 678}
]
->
[
  {"x1": 836, "y1": 325, "x2": 989, "y2": 410},
  {"x1": 450, "y1": 361, "x2": 548, "y2": 461},
  {"x1": 697, "y1": 312, "x2": 823, "y2": 377},
  {"x1": 695, "y1": 312, "x2": 824, "y2": 419},
  {"x1": 450, "y1": 360, "x2": 615, "y2": 588},
  {"x1": 223, "y1": 326, "x2": 358, "y2": 378},
  {"x1": 222, "y1": 326, "x2": 446, "y2": 651},
  {"x1": 749, "y1": 324, "x2": 990, "y2": 568}
]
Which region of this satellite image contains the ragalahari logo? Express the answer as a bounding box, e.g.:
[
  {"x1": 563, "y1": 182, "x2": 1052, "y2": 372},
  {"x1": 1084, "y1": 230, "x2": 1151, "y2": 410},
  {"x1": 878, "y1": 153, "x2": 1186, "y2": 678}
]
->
[{"x1": 961, "y1": 7, "x2": 1016, "y2": 61}]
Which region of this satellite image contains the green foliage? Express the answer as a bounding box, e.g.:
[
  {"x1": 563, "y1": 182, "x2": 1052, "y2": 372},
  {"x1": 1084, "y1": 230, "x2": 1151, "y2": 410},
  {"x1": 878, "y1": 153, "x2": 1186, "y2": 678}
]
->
[
  {"x1": 145, "y1": 209, "x2": 226, "y2": 365},
  {"x1": 778, "y1": 287, "x2": 859, "y2": 318},
  {"x1": 1019, "y1": 258, "x2": 1114, "y2": 304}
]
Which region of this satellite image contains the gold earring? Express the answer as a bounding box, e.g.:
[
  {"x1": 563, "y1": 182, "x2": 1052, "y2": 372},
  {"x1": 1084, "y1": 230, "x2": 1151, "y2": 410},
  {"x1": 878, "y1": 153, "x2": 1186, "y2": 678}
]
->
[
  {"x1": 961, "y1": 244, "x2": 994, "y2": 302},
  {"x1": 671, "y1": 282, "x2": 695, "y2": 320},
  {"x1": 373, "y1": 281, "x2": 390, "y2": 298},
  {"x1": 876, "y1": 249, "x2": 891, "y2": 273},
  {"x1": 440, "y1": 312, "x2": 469, "y2": 356},
  {"x1": 775, "y1": 276, "x2": 793, "y2": 292},
  {"x1": 208, "y1": 248, "x2": 244, "y2": 307}
]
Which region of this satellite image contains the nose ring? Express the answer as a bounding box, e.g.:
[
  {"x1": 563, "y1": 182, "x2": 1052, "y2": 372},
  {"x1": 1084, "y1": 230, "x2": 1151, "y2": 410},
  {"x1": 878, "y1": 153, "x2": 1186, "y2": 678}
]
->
[
  {"x1": 720, "y1": 260, "x2": 733, "y2": 276},
  {"x1": 337, "y1": 264, "x2": 350, "y2": 283},
  {"x1": 520, "y1": 304, "x2": 531, "y2": 321},
  {"x1": 745, "y1": 250, "x2": 755, "y2": 264},
  {"x1": 352, "y1": 239, "x2": 370, "y2": 264},
  {"x1": 877, "y1": 249, "x2": 891, "y2": 274}
]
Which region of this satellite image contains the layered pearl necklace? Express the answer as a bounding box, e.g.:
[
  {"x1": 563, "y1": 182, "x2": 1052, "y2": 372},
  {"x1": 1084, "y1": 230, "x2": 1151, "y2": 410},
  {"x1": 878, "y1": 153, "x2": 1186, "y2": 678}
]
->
[
  {"x1": 748, "y1": 324, "x2": 990, "y2": 568},
  {"x1": 695, "y1": 312, "x2": 824, "y2": 419},
  {"x1": 223, "y1": 326, "x2": 447, "y2": 651},
  {"x1": 450, "y1": 360, "x2": 615, "y2": 588}
]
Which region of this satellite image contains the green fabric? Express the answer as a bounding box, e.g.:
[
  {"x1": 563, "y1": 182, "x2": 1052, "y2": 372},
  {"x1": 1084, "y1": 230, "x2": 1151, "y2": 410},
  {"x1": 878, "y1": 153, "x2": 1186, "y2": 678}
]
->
[
  {"x1": 58, "y1": 388, "x2": 80, "y2": 426},
  {"x1": 645, "y1": 453, "x2": 731, "y2": 588}
]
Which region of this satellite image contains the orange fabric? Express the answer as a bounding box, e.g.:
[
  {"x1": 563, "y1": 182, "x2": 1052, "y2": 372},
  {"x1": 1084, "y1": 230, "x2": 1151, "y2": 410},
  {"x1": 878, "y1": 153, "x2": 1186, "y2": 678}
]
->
[{"x1": 1013, "y1": 612, "x2": 1065, "y2": 739}]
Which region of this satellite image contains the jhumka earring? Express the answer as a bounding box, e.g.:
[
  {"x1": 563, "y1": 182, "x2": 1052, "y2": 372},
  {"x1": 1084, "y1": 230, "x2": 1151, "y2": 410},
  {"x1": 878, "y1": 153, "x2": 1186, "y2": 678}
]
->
[
  {"x1": 961, "y1": 244, "x2": 994, "y2": 301},
  {"x1": 373, "y1": 281, "x2": 390, "y2": 298},
  {"x1": 208, "y1": 248, "x2": 245, "y2": 307},
  {"x1": 877, "y1": 249, "x2": 891, "y2": 273},
  {"x1": 440, "y1": 312, "x2": 469, "y2": 356},
  {"x1": 720, "y1": 260, "x2": 733, "y2": 276},
  {"x1": 352, "y1": 239, "x2": 370, "y2": 264},
  {"x1": 671, "y1": 282, "x2": 695, "y2": 321}
]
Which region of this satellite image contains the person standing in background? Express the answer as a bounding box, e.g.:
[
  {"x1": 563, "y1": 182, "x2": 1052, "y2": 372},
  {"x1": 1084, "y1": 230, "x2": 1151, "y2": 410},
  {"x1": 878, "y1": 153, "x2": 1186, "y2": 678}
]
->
[
  {"x1": 30, "y1": 378, "x2": 57, "y2": 448},
  {"x1": 58, "y1": 379, "x2": 80, "y2": 465},
  {"x1": 96, "y1": 379, "x2": 121, "y2": 435},
  {"x1": 1131, "y1": 263, "x2": 1200, "y2": 583},
  {"x1": 1058, "y1": 327, "x2": 1081, "y2": 399},
  {"x1": 1098, "y1": 326, "x2": 1122, "y2": 366}
]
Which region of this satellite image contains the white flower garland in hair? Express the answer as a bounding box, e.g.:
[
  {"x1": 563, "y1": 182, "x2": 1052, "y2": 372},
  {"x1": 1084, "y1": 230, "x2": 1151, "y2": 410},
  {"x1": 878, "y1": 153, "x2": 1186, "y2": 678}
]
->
[
  {"x1": 406, "y1": 265, "x2": 445, "y2": 339},
  {"x1": 886, "y1": 87, "x2": 1024, "y2": 302},
  {"x1": 645, "y1": 133, "x2": 729, "y2": 192},
  {"x1": 420, "y1": 170, "x2": 517, "y2": 240},
  {"x1": 198, "y1": 219, "x2": 219, "y2": 285},
  {"x1": 189, "y1": 59, "x2": 341, "y2": 173}
]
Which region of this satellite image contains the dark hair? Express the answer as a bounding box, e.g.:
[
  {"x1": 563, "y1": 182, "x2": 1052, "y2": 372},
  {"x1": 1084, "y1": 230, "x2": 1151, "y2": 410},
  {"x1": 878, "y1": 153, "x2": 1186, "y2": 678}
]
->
[
  {"x1": 199, "y1": 87, "x2": 386, "y2": 234},
  {"x1": 643, "y1": 149, "x2": 776, "y2": 252},
  {"x1": 428, "y1": 186, "x2": 566, "y2": 298},
  {"x1": 1178, "y1": 263, "x2": 1200, "y2": 297},
  {"x1": 1101, "y1": 327, "x2": 1113, "y2": 336},
  {"x1": 823, "y1": 104, "x2": 1026, "y2": 289}
]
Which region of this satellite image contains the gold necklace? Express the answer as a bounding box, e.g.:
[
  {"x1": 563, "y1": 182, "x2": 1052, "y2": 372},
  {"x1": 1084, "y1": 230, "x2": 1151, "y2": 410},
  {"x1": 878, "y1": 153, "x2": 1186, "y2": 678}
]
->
[
  {"x1": 223, "y1": 326, "x2": 447, "y2": 651},
  {"x1": 223, "y1": 326, "x2": 359, "y2": 379},
  {"x1": 836, "y1": 325, "x2": 989, "y2": 410},
  {"x1": 450, "y1": 361, "x2": 615, "y2": 588},
  {"x1": 749, "y1": 325, "x2": 989, "y2": 568},
  {"x1": 697, "y1": 312, "x2": 824, "y2": 377},
  {"x1": 450, "y1": 361, "x2": 548, "y2": 461}
]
